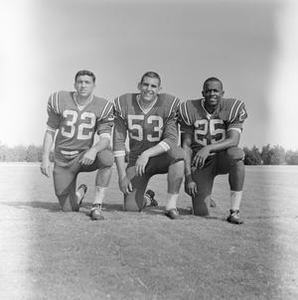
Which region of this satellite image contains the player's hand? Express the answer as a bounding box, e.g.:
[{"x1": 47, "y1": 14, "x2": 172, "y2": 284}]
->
[
  {"x1": 185, "y1": 181, "x2": 198, "y2": 197},
  {"x1": 80, "y1": 148, "x2": 97, "y2": 165},
  {"x1": 119, "y1": 176, "x2": 133, "y2": 194},
  {"x1": 135, "y1": 153, "x2": 149, "y2": 177},
  {"x1": 192, "y1": 147, "x2": 211, "y2": 169},
  {"x1": 40, "y1": 157, "x2": 51, "y2": 178}
]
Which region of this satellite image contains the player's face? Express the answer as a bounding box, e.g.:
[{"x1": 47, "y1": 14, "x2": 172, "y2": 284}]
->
[
  {"x1": 74, "y1": 75, "x2": 95, "y2": 98},
  {"x1": 138, "y1": 76, "x2": 161, "y2": 103},
  {"x1": 202, "y1": 80, "x2": 224, "y2": 107}
]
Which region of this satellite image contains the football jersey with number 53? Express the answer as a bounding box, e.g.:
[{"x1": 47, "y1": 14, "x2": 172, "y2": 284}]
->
[
  {"x1": 178, "y1": 98, "x2": 248, "y2": 154},
  {"x1": 46, "y1": 91, "x2": 113, "y2": 161},
  {"x1": 113, "y1": 93, "x2": 180, "y2": 164}
]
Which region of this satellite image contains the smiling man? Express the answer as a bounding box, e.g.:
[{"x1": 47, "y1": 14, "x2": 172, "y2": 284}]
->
[
  {"x1": 40, "y1": 70, "x2": 114, "y2": 220},
  {"x1": 179, "y1": 77, "x2": 248, "y2": 224},
  {"x1": 113, "y1": 71, "x2": 185, "y2": 219}
]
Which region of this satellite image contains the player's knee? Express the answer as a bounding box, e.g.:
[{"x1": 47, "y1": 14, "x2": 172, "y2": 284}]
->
[
  {"x1": 227, "y1": 147, "x2": 245, "y2": 161},
  {"x1": 167, "y1": 145, "x2": 186, "y2": 161},
  {"x1": 192, "y1": 195, "x2": 210, "y2": 216},
  {"x1": 97, "y1": 150, "x2": 114, "y2": 168},
  {"x1": 124, "y1": 194, "x2": 142, "y2": 212}
]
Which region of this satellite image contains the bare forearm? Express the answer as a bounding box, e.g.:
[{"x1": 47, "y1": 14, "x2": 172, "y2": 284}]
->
[
  {"x1": 92, "y1": 136, "x2": 111, "y2": 153},
  {"x1": 142, "y1": 143, "x2": 167, "y2": 158},
  {"x1": 42, "y1": 131, "x2": 55, "y2": 159},
  {"x1": 181, "y1": 134, "x2": 194, "y2": 182},
  {"x1": 207, "y1": 132, "x2": 240, "y2": 153}
]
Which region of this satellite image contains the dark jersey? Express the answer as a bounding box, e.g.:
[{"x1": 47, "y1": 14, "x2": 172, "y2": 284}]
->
[
  {"x1": 178, "y1": 98, "x2": 248, "y2": 154},
  {"x1": 113, "y1": 93, "x2": 180, "y2": 164},
  {"x1": 47, "y1": 91, "x2": 113, "y2": 161}
]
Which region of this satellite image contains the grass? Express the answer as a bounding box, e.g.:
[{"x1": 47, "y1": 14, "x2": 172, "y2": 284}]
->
[{"x1": 0, "y1": 164, "x2": 297, "y2": 299}]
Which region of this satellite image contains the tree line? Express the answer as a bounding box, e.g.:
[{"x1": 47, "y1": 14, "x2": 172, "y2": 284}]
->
[{"x1": 0, "y1": 142, "x2": 298, "y2": 165}]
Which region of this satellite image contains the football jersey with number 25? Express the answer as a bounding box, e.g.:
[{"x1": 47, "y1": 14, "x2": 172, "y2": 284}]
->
[{"x1": 179, "y1": 98, "x2": 248, "y2": 154}]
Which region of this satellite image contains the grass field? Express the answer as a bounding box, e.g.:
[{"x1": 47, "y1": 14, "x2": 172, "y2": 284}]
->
[{"x1": 0, "y1": 164, "x2": 297, "y2": 300}]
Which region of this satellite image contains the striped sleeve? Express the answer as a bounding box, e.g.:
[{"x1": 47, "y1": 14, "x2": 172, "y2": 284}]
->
[
  {"x1": 46, "y1": 92, "x2": 61, "y2": 131},
  {"x1": 178, "y1": 101, "x2": 191, "y2": 126},
  {"x1": 97, "y1": 101, "x2": 114, "y2": 136},
  {"x1": 227, "y1": 99, "x2": 248, "y2": 132},
  {"x1": 112, "y1": 97, "x2": 127, "y2": 157},
  {"x1": 178, "y1": 101, "x2": 193, "y2": 135},
  {"x1": 160, "y1": 97, "x2": 180, "y2": 149}
]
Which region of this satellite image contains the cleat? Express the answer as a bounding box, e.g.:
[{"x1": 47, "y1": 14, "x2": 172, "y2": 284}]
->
[
  {"x1": 165, "y1": 208, "x2": 181, "y2": 220},
  {"x1": 90, "y1": 204, "x2": 105, "y2": 221},
  {"x1": 78, "y1": 184, "x2": 88, "y2": 206},
  {"x1": 227, "y1": 209, "x2": 243, "y2": 225},
  {"x1": 143, "y1": 190, "x2": 158, "y2": 208}
]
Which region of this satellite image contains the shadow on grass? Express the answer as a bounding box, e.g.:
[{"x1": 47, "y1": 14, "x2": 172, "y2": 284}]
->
[{"x1": 1, "y1": 201, "x2": 60, "y2": 212}]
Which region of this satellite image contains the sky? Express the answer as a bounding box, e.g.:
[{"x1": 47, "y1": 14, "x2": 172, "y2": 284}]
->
[{"x1": 1, "y1": 0, "x2": 298, "y2": 150}]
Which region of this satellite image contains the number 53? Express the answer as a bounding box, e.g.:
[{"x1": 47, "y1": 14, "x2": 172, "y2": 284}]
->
[{"x1": 128, "y1": 115, "x2": 163, "y2": 142}]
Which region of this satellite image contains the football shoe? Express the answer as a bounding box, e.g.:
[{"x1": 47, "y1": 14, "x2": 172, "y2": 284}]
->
[
  {"x1": 90, "y1": 204, "x2": 104, "y2": 221},
  {"x1": 143, "y1": 190, "x2": 158, "y2": 208},
  {"x1": 165, "y1": 208, "x2": 181, "y2": 220},
  {"x1": 77, "y1": 184, "x2": 88, "y2": 206},
  {"x1": 227, "y1": 209, "x2": 243, "y2": 225}
]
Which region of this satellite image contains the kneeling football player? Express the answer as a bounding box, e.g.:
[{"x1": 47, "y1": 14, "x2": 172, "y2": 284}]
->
[
  {"x1": 179, "y1": 77, "x2": 248, "y2": 224},
  {"x1": 113, "y1": 71, "x2": 185, "y2": 219},
  {"x1": 40, "y1": 70, "x2": 114, "y2": 220}
]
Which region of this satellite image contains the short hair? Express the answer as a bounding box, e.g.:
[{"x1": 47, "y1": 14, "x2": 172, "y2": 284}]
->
[
  {"x1": 140, "y1": 71, "x2": 161, "y2": 86},
  {"x1": 203, "y1": 77, "x2": 223, "y2": 90},
  {"x1": 75, "y1": 70, "x2": 96, "y2": 83}
]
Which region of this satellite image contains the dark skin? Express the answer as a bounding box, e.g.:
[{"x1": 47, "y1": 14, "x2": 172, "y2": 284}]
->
[{"x1": 182, "y1": 79, "x2": 241, "y2": 197}]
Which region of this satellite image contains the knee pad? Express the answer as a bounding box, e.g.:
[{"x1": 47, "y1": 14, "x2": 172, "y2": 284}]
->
[
  {"x1": 97, "y1": 150, "x2": 114, "y2": 168},
  {"x1": 227, "y1": 147, "x2": 245, "y2": 161}
]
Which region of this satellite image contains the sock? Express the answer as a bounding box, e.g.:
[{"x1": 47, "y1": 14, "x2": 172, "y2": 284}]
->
[
  {"x1": 76, "y1": 187, "x2": 86, "y2": 203},
  {"x1": 93, "y1": 186, "x2": 107, "y2": 206},
  {"x1": 165, "y1": 193, "x2": 179, "y2": 211},
  {"x1": 230, "y1": 191, "x2": 242, "y2": 211}
]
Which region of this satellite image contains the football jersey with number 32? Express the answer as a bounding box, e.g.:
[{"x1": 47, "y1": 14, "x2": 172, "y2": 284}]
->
[{"x1": 46, "y1": 91, "x2": 113, "y2": 161}]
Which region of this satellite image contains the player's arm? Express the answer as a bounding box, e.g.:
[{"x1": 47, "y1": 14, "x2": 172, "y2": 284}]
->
[
  {"x1": 181, "y1": 131, "x2": 197, "y2": 197},
  {"x1": 135, "y1": 106, "x2": 180, "y2": 176},
  {"x1": 80, "y1": 103, "x2": 114, "y2": 165},
  {"x1": 178, "y1": 101, "x2": 197, "y2": 196},
  {"x1": 135, "y1": 142, "x2": 169, "y2": 177},
  {"x1": 40, "y1": 129, "x2": 56, "y2": 177},
  {"x1": 113, "y1": 110, "x2": 133, "y2": 194},
  {"x1": 80, "y1": 133, "x2": 112, "y2": 165},
  {"x1": 192, "y1": 128, "x2": 241, "y2": 169},
  {"x1": 41, "y1": 94, "x2": 60, "y2": 177}
]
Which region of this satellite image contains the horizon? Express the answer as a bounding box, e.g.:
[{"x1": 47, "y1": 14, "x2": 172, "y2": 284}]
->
[{"x1": 1, "y1": 0, "x2": 298, "y2": 151}]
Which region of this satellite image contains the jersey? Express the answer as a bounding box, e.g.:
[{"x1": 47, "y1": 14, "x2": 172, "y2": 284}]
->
[
  {"x1": 46, "y1": 91, "x2": 114, "y2": 162},
  {"x1": 113, "y1": 93, "x2": 180, "y2": 164},
  {"x1": 178, "y1": 98, "x2": 248, "y2": 154}
]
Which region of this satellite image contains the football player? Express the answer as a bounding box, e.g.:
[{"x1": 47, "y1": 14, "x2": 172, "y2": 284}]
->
[
  {"x1": 113, "y1": 71, "x2": 185, "y2": 219},
  {"x1": 40, "y1": 70, "x2": 114, "y2": 220},
  {"x1": 179, "y1": 77, "x2": 248, "y2": 224}
]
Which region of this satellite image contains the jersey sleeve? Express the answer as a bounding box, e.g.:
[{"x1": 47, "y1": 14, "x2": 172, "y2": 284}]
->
[
  {"x1": 113, "y1": 98, "x2": 127, "y2": 157},
  {"x1": 226, "y1": 100, "x2": 248, "y2": 132},
  {"x1": 46, "y1": 92, "x2": 61, "y2": 133},
  {"x1": 178, "y1": 101, "x2": 194, "y2": 136},
  {"x1": 97, "y1": 101, "x2": 114, "y2": 137},
  {"x1": 160, "y1": 97, "x2": 180, "y2": 149}
]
